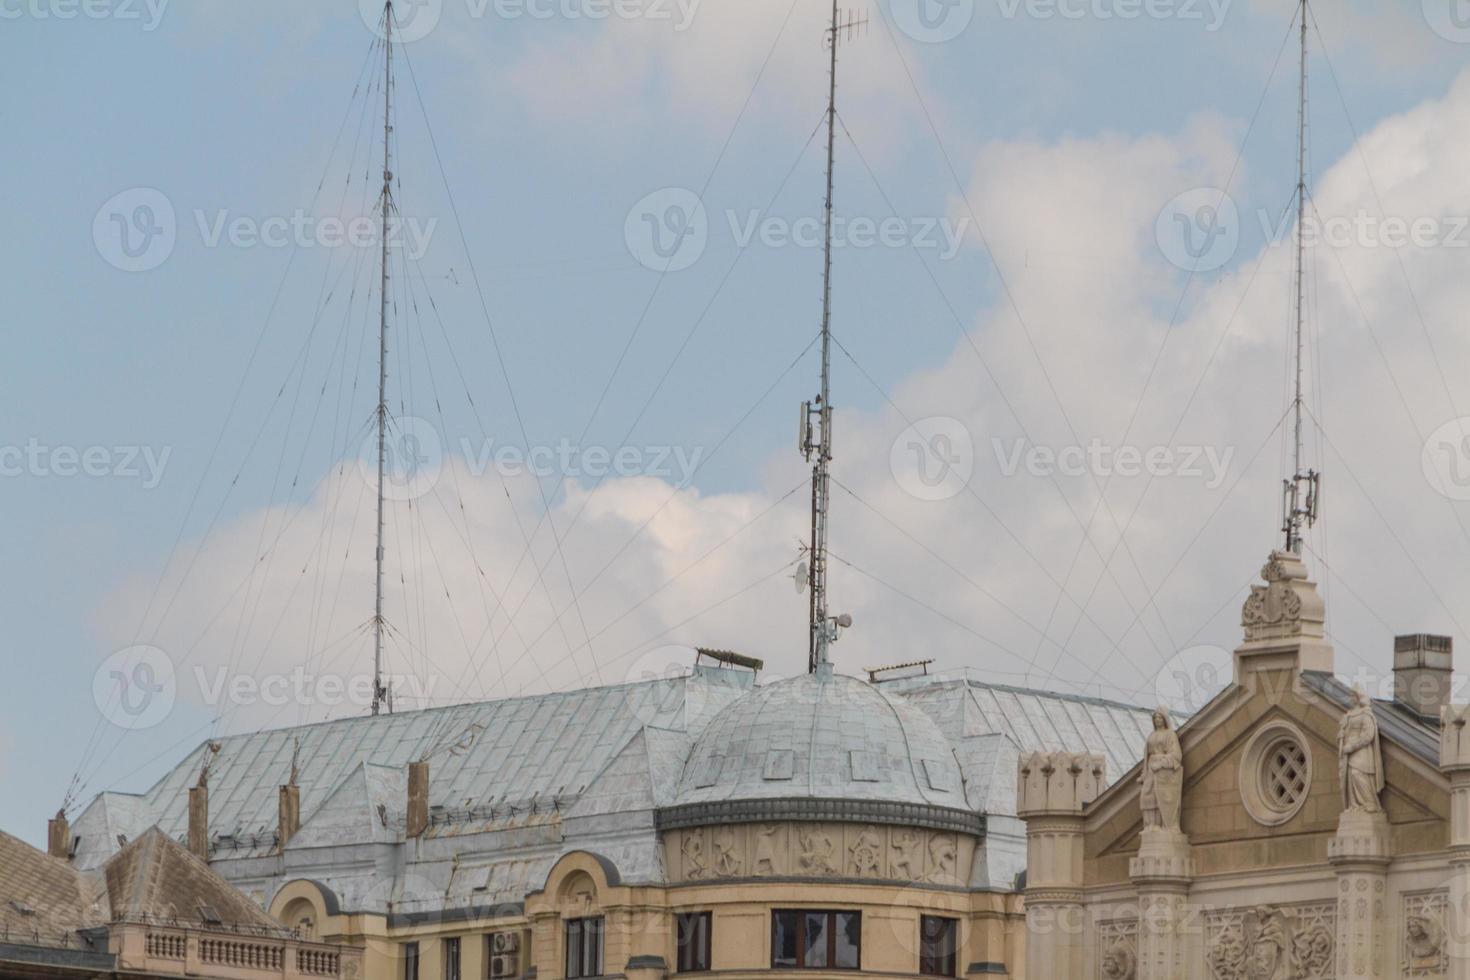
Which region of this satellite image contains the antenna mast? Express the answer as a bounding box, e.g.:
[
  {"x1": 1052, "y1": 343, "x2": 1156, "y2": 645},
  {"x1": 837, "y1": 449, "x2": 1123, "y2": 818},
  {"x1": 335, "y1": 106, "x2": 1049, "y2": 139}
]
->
[
  {"x1": 1282, "y1": 0, "x2": 1319, "y2": 554},
  {"x1": 371, "y1": 0, "x2": 394, "y2": 715},
  {"x1": 800, "y1": 1, "x2": 863, "y2": 673}
]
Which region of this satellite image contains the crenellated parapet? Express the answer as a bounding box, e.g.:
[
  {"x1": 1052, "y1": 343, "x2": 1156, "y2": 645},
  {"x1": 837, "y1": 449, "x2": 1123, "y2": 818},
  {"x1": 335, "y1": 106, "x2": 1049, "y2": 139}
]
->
[{"x1": 1016, "y1": 752, "x2": 1106, "y2": 819}]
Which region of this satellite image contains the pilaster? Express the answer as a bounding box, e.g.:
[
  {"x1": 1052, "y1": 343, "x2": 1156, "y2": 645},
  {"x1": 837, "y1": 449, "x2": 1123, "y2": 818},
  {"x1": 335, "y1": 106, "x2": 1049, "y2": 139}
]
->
[
  {"x1": 1441, "y1": 704, "x2": 1470, "y2": 980},
  {"x1": 1129, "y1": 828, "x2": 1194, "y2": 980},
  {"x1": 1016, "y1": 751, "x2": 1105, "y2": 980},
  {"x1": 1328, "y1": 809, "x2": 1391, "y2": 979}
]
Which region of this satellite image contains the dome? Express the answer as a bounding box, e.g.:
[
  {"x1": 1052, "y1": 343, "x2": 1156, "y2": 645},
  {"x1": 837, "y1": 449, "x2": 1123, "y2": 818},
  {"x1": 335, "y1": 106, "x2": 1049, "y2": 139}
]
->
[{"x1": 672, "y1": 669, "x2": 968, "y2": 812}]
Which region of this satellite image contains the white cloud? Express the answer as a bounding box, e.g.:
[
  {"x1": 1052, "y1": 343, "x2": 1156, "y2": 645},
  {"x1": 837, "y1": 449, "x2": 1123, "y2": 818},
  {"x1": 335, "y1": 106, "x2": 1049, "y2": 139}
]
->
[{"x1": 95, "y1": 69, "x2": 1470, "y2": 743}]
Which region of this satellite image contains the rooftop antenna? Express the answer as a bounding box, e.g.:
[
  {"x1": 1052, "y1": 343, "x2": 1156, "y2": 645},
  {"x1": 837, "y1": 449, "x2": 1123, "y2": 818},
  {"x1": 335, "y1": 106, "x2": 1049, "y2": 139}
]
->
[
  {"x1": 1282, "y1": 0, "x2": 1320, "y2": 554},
  {"x1": 371, "y1": 0, "x2": 395, "y2": 715},
  {"x1": 798, "y1": 1, "x2": 865, "y2": 673}
]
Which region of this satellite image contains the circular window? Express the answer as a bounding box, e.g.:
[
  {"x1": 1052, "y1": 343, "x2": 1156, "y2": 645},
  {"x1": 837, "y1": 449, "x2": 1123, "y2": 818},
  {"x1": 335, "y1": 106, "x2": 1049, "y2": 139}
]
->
[{"x1": 1239, "y1": 721, "x2": 1313, "y2": 826}]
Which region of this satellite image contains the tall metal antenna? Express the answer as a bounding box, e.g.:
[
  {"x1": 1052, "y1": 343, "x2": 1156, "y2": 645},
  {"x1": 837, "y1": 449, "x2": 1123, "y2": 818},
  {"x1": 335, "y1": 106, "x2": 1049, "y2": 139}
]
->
[
  {"x1": 371, "y1": 0, "x2": 395, "y2": 715},
  {"x1": 1282, "y1": 0, "x2": 1319, "y2": 554},
  {"x1": 799, "y1": 1, "x2": 864, "y2": 673}
]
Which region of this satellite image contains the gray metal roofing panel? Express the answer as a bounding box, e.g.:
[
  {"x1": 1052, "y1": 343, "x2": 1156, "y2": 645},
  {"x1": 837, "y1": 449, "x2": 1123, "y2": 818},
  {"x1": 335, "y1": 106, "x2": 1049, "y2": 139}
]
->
[{"x1": 120, "y1": 674, "x2": 748, "y2": 856}]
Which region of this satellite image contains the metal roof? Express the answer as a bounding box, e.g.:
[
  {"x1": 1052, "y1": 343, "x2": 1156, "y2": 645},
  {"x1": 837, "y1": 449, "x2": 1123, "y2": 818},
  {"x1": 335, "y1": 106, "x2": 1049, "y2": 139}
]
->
[
  {"x1": 883, "y1": 670, "x2": 1161, "y2": 782},
  {"x1": 74, "y1": 669, "x2": 752, "y2": 868}
]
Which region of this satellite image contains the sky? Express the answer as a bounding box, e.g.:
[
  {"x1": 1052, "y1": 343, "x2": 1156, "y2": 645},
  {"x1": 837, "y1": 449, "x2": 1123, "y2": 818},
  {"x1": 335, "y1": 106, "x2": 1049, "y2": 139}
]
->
[{"x1": 3, "y1": 0, "x2": 1470, "y2": 846}]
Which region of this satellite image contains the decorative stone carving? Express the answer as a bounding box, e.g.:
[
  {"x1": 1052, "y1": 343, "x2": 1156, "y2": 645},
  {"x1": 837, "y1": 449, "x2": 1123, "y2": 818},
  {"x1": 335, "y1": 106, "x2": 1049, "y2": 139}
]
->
[
  {"x1": 712, "y1": 827, "x2": 742, "y2": 877},
  {"x1": 1403, "y1": 892, "x2": 1448, "y2": 977},
  {"x1": 796, "y1": 826, "x2": 837, "y2": 875},
  {"x1": 1140, "y1": 708, "x2": 1184, "y2": 835},
  {"x1": 1206, "y1": 905, "x2": 1335, "y2": 980},
  {"x1": 1338, "y1": 686, "x2": 1385, "y2": 814},
  {"x1": 681, "y1": 830, "x2": 706, "y2": 880},
  {"x1": 890, "y1": 828, "x2": 923, "y2": 880},
  {"x1": 848, "y1": 827, "x2": 882, "y2": 877},
  {"x1": 753, "y1": 824, "x2": 781, "y2": 875},
  {"x1": 925, "y1": 834, "x2": 958, "y2": 884},
  {"x1": 1242, "y1": 557, "x2": 1304, "y2": 638},
  {"x1": 1100, "y1": 939, "x2": 1137, "y2": 980}
]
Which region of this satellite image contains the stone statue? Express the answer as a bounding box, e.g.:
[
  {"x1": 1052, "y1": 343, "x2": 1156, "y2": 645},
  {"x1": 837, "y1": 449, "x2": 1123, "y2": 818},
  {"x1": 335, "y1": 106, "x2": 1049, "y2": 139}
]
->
[
  {"x1": 1140, "y1": 708, "x2": 1184, "y2": 833},
  {"x1": 1338, "y1": 687, "x2": 1384, "y2": 814}
]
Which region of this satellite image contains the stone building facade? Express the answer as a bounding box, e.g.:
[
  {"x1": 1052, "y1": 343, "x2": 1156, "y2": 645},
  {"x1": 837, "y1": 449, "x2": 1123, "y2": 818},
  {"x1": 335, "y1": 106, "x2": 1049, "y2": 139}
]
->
[
  {"x1": 1017, "y1": 548, "x2": 1468, "y2": 980},
  {"x1": 67, "y1": 660, "x2": 1163, "y2": 980}
]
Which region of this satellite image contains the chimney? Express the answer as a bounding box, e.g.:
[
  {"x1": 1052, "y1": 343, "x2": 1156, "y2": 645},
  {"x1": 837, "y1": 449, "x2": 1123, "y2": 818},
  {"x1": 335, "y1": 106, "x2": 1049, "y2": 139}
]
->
[
  {"x1": 188, "y1": 785, "x2": 209, "y2": 860},
  {"x1": 1394, "y1": 634, "x2": 1453, "y2": 719},
  {"x1": 278, "y1": 784, "x2": 301, "y2": 850},
  {"x1": 47, "y1": 808, "x2": 71, "y2": 860},
  {"x1": 407, "y1": 760, "x2": 429, "y2": 838}
]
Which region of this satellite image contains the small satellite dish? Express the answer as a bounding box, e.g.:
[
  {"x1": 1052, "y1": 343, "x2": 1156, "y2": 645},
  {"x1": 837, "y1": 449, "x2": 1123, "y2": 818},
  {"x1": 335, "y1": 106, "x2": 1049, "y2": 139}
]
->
[
  {"x1": 835, "y1": 613, "x2": 853, "y2": 628},
  {"x1": 793, "y1": 562, "x2": 809, "y2": 593}
]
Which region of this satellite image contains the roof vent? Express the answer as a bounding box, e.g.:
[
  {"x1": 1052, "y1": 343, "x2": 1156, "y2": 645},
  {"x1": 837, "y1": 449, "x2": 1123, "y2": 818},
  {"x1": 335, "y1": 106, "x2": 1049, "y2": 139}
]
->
[
  {"x1": 9, "y1": 900, "x2": 36, "y2": 917},
  {"x1": 198, "y1": 905, "x2": 222, "y2": 926}
]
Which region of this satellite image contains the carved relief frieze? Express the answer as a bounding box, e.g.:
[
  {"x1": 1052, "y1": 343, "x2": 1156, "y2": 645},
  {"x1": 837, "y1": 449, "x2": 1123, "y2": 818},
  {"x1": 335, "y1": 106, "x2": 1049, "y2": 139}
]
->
[
  {"x1": 666, "y1": 823, "x2": 972, "y2": 884},
  {"x1": 1205, "y1": 904, "x2": 1335, "y2": 980}
]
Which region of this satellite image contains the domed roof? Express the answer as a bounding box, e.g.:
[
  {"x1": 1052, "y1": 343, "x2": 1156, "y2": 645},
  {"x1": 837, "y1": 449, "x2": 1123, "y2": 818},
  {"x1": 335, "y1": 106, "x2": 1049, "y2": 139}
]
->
[{"x1": 673, "y1": 669, "x2": 968, "y2": 811}]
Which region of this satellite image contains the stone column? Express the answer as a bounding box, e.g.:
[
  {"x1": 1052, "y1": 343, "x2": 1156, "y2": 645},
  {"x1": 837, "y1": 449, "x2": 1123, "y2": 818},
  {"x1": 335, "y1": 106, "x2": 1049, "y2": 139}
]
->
[
  {"x1": 1016, "y1": 751, "x2": 1106, "y2": 980},
  {"x1": 1327, "y1": 810, "x2": 1390, "y2": 978},
  {"x1": 1442, "y1": 704, "x2": 1470, "y2": 980},
  {"x1": 1130, "y1": 829, "x2": 1194, "y2": 980}
]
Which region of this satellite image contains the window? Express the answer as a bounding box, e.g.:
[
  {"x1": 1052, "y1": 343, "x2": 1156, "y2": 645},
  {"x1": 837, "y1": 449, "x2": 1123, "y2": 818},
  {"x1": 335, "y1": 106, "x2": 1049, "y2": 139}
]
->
[
  {"x1": 771, "y1": 911, "x2": 860, "y2": 970},
  {"x1": 403, "y1": 942, "x2": 420, "y2": 980},
  {"x1": 676, "y1": 912, "x2": 712, "y2": 973},
  {"x1": 486, "y1": 932, "x2": 521, "y2": 980},
  {"x1": 565, "y1": 917, "x2": 604, "y2": 979},
  {"x1": 919, "y1": 917, "x2": 958, "y2": 977},
  {"x1": 443, "y1": 938, "x2": 461, "y2": 980}
]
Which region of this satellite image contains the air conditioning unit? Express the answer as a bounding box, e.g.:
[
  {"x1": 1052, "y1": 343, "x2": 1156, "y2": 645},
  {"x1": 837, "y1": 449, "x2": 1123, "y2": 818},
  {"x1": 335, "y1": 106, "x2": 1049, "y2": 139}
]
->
[{"x1": 489, "y1": 933, "x2": 520, "y2": 978}]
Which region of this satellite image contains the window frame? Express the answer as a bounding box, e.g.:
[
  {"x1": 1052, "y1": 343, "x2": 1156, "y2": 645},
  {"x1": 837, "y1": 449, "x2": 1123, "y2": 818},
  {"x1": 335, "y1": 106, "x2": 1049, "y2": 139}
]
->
[
  {"x1": 565, "y1": 916, "x2": 605, "y2": 980},
  {"x1": 675, "y1": 911, "x2": 713, "y2": 973},
  {"x1": 443, "y1": 937, "x2": 462, "y2": 980},
  {"x1": 770, "y1": 910, "x2": 862, "y2": 970},
  {"x1": 403, "y1": 941, "x2": 420, "y2": 980},
  {"x1": 919, "y1": 915, "x2": 959, "y2": 977}
]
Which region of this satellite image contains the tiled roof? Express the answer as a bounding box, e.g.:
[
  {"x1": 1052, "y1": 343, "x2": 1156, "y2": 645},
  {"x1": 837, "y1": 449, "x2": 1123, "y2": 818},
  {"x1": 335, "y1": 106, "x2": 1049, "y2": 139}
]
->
[{"x1": 0, "y1": 830, "x2": 106, "y2": 943}]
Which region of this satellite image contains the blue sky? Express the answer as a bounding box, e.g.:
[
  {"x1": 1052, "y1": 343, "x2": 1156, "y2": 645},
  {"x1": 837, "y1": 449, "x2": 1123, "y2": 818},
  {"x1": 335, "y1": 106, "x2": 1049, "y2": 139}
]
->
[{"x1": 4, "y1": 0, "x2": 1470, "y2": 846}]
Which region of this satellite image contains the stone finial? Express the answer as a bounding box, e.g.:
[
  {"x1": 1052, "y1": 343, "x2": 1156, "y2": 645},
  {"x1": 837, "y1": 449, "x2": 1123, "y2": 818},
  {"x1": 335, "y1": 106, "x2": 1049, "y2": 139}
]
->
[
  {"x1": 1441, "y1": 703, "x2": 1470, "y2": 773},
  {"x1": 1017, "y1": 752, "x2": 1106, "y2": 818},
  {"x1": 1241, "y1": 551, "x2": 1325, "y2": 643}
]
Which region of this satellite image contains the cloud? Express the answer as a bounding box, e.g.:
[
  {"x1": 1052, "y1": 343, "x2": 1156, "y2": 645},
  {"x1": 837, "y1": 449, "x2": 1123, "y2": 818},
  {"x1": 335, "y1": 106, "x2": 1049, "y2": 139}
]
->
[{"x1": 94, "y1": 68, "x2": 1470, "y2": 747}]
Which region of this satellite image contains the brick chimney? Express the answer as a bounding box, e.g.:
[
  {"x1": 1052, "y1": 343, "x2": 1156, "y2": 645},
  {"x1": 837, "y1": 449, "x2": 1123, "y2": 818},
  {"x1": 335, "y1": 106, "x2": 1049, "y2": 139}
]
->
[
  {"x1": 188, "y1": 785, "x2": 209, "y2": 860},
  {"x1": 1394, "y1": 634, "x2": 1453, "y2": 719},
  {"x1": 278, "y1": 784, "x2": 301, "y2": 850},
  {"x1": 407, "y1": 760, "x2": 429, "y2": 838},
  {"x1": 47, "y1": 808, "x2": 71, "y2": 860}
]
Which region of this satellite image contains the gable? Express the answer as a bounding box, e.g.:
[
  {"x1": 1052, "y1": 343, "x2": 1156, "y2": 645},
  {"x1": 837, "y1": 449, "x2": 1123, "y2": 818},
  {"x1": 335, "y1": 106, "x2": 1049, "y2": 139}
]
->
[{"x1": 1083, "y1": 667, "x2": 1448, "y2": 886}]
